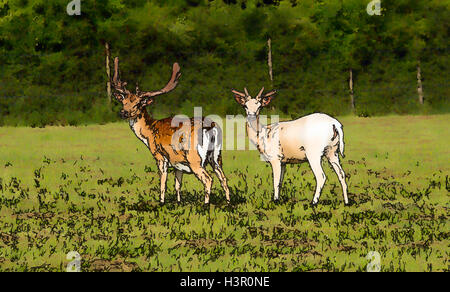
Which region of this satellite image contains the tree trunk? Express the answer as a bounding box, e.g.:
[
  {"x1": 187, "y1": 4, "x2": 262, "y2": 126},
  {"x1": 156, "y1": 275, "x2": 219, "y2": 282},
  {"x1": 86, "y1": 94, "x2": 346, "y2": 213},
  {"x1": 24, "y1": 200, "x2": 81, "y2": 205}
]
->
[
  {"x1": 417, "y1": 61, "x2": 424, "y2": 104},
  {"x1": 105, "y1": 42, "x2": 112, "y2": 104},
  {"x1": 349, "y1": 68, "x2": 355, "y2": 110},
  {"x1": 267, "y1": 38, "x2": 273, "y2": 87}
]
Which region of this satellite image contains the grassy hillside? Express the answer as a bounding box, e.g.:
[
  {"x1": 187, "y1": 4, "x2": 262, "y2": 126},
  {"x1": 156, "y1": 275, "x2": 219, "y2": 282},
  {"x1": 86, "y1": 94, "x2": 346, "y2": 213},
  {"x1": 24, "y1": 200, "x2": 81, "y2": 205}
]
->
[{"x1": 0, "y1": 114, "x2": 448, "y2": 271}]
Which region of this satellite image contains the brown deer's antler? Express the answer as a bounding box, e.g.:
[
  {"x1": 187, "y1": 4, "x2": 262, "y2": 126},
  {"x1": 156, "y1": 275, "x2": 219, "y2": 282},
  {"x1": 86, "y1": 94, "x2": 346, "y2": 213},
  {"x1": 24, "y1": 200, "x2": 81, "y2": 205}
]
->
[
  {"x1": 139, "y1": 63, "x2": 182, "y2": 98},
  {"x1": 112, "y1": 57, "x2": 130, "y2": 96}
]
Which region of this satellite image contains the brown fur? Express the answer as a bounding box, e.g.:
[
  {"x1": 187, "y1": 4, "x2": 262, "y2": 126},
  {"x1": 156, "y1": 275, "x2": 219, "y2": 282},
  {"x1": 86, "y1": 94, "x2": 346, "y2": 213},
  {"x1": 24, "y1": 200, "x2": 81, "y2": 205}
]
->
[{"x1": 112, "y1": 58, "x2": 230, "y2": 204}]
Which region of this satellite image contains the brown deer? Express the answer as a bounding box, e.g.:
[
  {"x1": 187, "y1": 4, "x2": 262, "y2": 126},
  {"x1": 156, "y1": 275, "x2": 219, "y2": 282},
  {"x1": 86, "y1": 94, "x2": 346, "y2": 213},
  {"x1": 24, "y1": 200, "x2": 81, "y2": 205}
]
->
[{"x1": 112, "y1": 57, "x2": 230, "y2": 204}]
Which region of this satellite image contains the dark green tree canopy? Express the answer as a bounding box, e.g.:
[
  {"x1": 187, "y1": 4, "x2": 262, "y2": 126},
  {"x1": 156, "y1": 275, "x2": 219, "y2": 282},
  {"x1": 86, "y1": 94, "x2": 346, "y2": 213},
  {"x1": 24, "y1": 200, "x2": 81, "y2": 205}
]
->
[{"x1": 0, "y1": 0, "x2": 448, "y2": 126}]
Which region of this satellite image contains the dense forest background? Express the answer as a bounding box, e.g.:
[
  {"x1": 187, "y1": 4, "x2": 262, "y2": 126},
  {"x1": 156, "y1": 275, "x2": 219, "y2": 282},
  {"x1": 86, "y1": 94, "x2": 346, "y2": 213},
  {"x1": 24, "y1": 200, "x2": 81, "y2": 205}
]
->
[{"x1": 0, "y1": 0, "x2": 448, "y2": 126}]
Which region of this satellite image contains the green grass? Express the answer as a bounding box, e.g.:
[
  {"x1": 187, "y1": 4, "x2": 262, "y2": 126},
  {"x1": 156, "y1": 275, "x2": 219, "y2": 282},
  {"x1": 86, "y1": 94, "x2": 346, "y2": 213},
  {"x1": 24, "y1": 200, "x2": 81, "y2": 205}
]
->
[{"x1": 0, "y1": 114, "x2": 448, "y2": 271}]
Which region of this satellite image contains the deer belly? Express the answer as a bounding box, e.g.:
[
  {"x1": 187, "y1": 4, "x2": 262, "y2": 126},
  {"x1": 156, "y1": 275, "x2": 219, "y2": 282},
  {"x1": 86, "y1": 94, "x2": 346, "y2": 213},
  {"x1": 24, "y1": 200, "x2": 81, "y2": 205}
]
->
[
  {"x1": 281, "y1": 145, "x2": 307, "y2": 163},
  {"x1": 170, "y1": 162, "x2": 192, "y2": 173},
  {"x1": 283, "y1": 156, "x2": 307, "y2": 164}
]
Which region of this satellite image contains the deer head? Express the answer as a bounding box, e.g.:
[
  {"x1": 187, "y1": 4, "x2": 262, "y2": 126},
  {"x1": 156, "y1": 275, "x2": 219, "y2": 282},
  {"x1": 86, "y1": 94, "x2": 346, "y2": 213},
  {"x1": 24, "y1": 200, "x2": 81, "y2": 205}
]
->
[
  {"x1": 232, "y1": 87, "x2": 277, "y2": 117},
  {"x1": 112, "y1": 57, "x2": 181, "y2": 119}
]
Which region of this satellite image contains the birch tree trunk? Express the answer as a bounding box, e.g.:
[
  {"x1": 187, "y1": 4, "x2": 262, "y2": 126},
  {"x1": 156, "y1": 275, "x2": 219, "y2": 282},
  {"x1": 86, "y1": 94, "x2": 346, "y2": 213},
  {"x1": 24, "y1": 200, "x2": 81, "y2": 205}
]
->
[
  {"x1": 417, "y1": 61, "x2": 424, "y2": 104},
  {"x1": 349, "y1": 68, "x2": 355, "y2": 110},
  {"x1": 105, "y1": 42, "x2": 112, "y2": 104},
  {"x1": 267, "y1": 38, "x2": 273, "y2": 86}
]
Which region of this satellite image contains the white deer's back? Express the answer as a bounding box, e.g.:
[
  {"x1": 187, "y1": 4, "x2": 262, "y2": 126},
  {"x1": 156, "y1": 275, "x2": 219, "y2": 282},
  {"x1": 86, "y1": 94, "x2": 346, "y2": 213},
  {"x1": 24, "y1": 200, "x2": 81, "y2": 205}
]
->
[{"x1": 260, "y1": 113, "x2": 341, "y2": 162}]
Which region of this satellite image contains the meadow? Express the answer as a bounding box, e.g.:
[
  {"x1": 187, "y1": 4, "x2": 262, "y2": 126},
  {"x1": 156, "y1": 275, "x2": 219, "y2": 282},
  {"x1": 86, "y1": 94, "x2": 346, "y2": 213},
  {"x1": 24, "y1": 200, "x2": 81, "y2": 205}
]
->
[{"x1": 0, "y1": 114, "x2": 448, "y2": 271}]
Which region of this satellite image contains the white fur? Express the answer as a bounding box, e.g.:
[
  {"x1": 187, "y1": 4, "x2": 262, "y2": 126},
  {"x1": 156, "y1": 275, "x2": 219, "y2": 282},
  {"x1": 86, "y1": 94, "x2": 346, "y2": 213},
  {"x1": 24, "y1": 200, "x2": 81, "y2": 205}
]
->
[
  {"x1": 130, "y1": 118, "x2": 149, "y2": 147},
  {"x1": 197, "y1": 129, "x2": 209, "y2": 167},
  {"x1": 276, "y1": 113, "x2": 343, "y2": 157},
  {"x1": 196, "y1": 127, "x2": 222, "y2": 168},
  {"x1": 246, "y1": 112, "x2": 347, "y2": 204},
  {"x1": 172, "y1": 163, "x2": 192, "y2": 173},
  {"x1": 212, "y1": 127, "x2": 222, "y2": 166}
]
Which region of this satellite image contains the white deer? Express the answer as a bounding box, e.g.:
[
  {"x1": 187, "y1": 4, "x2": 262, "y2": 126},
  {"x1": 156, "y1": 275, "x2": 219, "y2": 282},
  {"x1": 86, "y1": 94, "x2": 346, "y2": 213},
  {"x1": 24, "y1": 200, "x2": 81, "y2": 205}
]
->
[{"x1": 232, "y1": 87, "x2": 348, "y2": 205}]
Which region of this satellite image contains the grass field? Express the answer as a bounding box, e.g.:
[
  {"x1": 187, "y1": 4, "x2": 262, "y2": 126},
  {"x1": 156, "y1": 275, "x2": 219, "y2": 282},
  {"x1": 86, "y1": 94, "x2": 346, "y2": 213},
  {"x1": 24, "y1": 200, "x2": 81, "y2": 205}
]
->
[{"x1": 0, "y1": 114, "x2": 448, "y2": 271}]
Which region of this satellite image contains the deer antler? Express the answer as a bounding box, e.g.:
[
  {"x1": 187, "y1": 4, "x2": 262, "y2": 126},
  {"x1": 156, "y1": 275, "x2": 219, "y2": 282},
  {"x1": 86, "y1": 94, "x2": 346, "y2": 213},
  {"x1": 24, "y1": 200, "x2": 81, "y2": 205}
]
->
[
  {"x1": 231, "y1": 89, "x2": 246, "y2": 98},
  {"x1": 112, "y1": 57, "x2": 130, "y2": 96},
  {"x1": 139, "y1": 63, "x2": 182, "y2": 98},
  {"x1": 256, "y1": 87, "x2": 265, "y2": 100},
  {"x1": 135, "y1": 82, "x2": 140, "y2": 95}
]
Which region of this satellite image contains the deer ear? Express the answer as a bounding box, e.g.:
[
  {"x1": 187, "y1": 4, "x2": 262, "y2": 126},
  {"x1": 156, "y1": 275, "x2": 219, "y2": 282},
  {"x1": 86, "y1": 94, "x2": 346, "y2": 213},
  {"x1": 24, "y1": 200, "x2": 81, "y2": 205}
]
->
[
  {"x1": 113, "y1": 92, "x2": 124, "y2": 102},
  {"x1": 232, "y1": 89, "x2": 247, "y2": 106},
  {"x1": 261, "y1": 90, "x2": 277, "y2": 107},
  {"x1": 234, "y1": 94, "x2": 246, "y2": 106}
]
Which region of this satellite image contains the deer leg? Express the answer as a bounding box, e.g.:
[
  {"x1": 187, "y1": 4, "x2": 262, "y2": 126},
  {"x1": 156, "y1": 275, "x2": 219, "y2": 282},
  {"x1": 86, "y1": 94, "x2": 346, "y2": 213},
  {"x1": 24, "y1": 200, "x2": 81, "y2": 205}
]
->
[
  {"x1": 308, "y1": 154, "x2": 326, "y2": 205},
  {"x1": 174, "y1": 170, "x2": 183, "y2": 203},
  {"x1": 192, "y1": 167, "x2": 213, "y2": 204},
  {"x1": 270, "y1": 161, "x2": 283, "y2": 201},
  {"x1": 327, "y1": 152, "x2": 348, "y2": 205},
  {"x1": 280, "y1": 163, "x2": 286, "y2": 195},
  {"x1": 157, "y1": 160, "x2": 168, "y2": 203},
  {"x1": 213, "y1": 164, "x2": 231, "y2": 203}
]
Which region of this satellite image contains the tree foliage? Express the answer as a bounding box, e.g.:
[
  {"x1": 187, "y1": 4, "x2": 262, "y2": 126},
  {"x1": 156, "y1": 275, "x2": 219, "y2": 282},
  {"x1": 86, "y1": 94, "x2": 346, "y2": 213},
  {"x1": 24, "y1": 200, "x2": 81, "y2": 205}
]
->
[{"x1": 0, "y1": 0, "x2": 448, "y2": 126}]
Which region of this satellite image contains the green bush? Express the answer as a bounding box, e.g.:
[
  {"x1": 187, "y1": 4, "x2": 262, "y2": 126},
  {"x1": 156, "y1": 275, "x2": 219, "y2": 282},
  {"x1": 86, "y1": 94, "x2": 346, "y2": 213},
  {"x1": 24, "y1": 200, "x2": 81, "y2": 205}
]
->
[{"x1": 0, "y1": 0, "x2": 448, "y2": 126}]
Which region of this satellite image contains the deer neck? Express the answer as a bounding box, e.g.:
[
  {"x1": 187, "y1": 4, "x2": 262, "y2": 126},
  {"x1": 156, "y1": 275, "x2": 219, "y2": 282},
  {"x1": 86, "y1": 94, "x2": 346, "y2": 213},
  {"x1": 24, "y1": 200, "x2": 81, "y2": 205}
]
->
[
  {"x1": 129, "y1": 109, "x2": 155, "y2": 148},
  {"x1": 246, "y1": 114, "x2": 264, "y2": 151}
]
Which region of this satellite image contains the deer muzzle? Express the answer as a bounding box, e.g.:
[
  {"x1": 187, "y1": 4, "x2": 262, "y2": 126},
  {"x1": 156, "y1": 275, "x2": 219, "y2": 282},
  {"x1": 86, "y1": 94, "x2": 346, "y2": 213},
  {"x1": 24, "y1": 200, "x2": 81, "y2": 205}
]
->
[{"x1": 119, "y1": 110, "x2": 130, "y2": 119}]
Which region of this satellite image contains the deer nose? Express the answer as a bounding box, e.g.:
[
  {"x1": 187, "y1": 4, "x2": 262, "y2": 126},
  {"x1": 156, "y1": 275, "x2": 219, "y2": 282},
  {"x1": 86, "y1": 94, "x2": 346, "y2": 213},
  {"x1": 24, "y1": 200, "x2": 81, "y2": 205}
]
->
[{"x1": 119, "y1": 110, "x2": 129, "y2": 119}]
